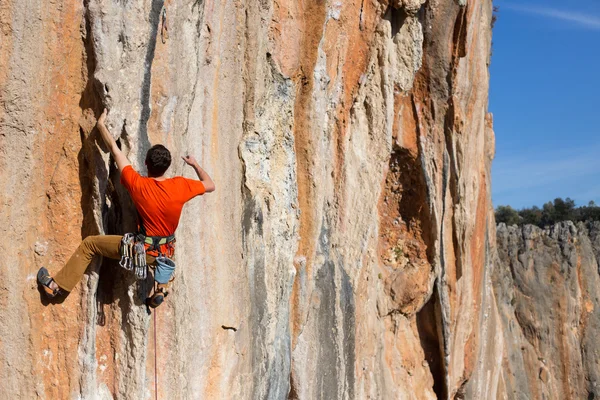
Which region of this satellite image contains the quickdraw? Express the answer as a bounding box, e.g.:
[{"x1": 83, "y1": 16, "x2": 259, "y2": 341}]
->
[{"x1": 119, "y1": 233, "x2": 148, "y2": 280}]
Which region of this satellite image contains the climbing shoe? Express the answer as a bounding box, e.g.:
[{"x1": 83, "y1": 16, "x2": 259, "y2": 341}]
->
[
  {"x1": 37, "y1": 267, "x2": 61, "y2": 298},
  {"x1": 146, "y1": 287, "x2": 168, "y2": 309}
]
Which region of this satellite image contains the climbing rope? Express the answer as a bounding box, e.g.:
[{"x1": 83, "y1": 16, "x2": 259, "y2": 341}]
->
[{"x1": 154, "y1": 283, "x2": 159, "y2": 400}]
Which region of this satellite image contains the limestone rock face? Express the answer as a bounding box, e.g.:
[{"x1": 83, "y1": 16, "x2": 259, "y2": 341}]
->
[
  {"x1": 0, "y1": 0, "x2": 497, "y2": 398},
  {"x1": 495, "y1": 222, "x2": 600, "y2": 400}
]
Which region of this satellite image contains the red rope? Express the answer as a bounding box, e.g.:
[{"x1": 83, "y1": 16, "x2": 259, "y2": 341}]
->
[{"x1": 154, "y1": 285, "x2": 158, "y2": 400}]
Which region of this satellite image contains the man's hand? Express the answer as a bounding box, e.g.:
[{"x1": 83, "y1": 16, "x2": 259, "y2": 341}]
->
[
  {"x1": 182, "y1": 155, "x2": 215, "y2": 193},
  {"x1": 182, "y1": 155, "x2": 198, "y2": 166},
  {"x1": 98, "y1": 108, "x2": 108, "y2": 127},
  {"x1": 96, "y1": 108, "x2": 131, "y2": 172},
  {"x1": 97, "y1": 108, "x2": 116, "y2": 150}
]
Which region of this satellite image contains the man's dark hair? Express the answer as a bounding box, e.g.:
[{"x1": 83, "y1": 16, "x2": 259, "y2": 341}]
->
[{"x1": 145, "y1": 144, "x2": 171, "y2": 177}]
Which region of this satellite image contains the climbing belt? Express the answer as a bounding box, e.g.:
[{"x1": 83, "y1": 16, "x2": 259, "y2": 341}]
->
[
  {"x1": 119, "y1": 233, "x2": 148, "y2": 279},
  {"x1": 138, "y1": 233, "x2": 176, "y2": 259}
]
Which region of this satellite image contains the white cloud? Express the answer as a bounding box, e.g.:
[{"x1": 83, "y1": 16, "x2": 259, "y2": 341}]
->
[{"x1": 502, "y1": 3, "x2": 600, "y2": 30}]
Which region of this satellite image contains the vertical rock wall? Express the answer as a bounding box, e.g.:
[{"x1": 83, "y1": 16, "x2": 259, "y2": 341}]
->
[
  {"x1": 0, "y1": 0, "x2": 497, "y2": 398},
  {"x1": 495, "y1": 222, "x2": 600, "y2": 400}
]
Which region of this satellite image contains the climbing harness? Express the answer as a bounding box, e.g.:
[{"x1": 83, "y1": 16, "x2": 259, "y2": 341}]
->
[
  {"x1": 137, "y1": 233, "x2": 176, "y2": 259},
  {"x1": 119, "y1": 233, "x2": 148, "y2": 279},
  {"x1": 136, "y1": 215, "x2": 176, "y2": 257},
  {"x1": 117, "y1": 218, "x2": 178, "y2": 312},
  {"x1": 119, "y1": 232, "x2": 177, "y2": 284},
  {"x1": 137, "y1": 218, "x2": 177, "y2": 279}
]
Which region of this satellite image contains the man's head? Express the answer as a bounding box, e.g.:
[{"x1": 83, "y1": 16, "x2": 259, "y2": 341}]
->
[{"x1": 145, "y1": 145, "x2": 172, "y2": 177}]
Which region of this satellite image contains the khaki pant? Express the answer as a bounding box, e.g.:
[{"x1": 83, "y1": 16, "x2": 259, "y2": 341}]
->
[{"x1": 54, "y1": 235, "x2": 156, "y2": 292}]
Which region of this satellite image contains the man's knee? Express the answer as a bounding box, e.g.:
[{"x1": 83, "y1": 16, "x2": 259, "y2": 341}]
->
[{"x1": 81, "y1": 235, "x2": 99, "y2": 251}]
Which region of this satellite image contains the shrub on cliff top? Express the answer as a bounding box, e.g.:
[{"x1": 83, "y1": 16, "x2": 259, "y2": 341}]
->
[
  {"x1": 496, "y1": 198, "x2": 600, "y2": 227},
  {"x1": 495, "y1": 205, "x2": 520, "y2": 226}
]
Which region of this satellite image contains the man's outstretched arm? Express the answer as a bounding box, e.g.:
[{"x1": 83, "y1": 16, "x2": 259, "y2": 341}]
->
[
  {"x1": 182, "y1": 155, "x2": 216, "y2": 193},
  {"x1": 97, "y1": 108, "x2": 131, "y2": 172}
]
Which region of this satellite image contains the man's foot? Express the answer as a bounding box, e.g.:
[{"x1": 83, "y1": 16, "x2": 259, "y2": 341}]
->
[
  {"x1": 146, "y1": 287, "x2": 168, "y2": 308},
  {"x1": 37, "y1": 267, "x2": 61, "y2": 298}
]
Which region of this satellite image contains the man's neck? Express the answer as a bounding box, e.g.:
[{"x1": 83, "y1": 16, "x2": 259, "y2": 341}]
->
[{"x1": 149, "y1": 175, "x2": 167, "y2": 181}]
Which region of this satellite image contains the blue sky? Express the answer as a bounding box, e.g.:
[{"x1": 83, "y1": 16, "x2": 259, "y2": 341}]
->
[{"x1": 490, "y1": 0, "x2": 600, "y2": 209}]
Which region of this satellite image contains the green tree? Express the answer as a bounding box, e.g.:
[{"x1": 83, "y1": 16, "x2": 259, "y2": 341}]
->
[
  {"x1": 540, "y1": 201, "x2": 556, "y2": 226},
  {"x1": 519, "y1": 206, "x2": 542, "y2": 226},
  {"x1": 495, "y1": 205, "x2": 520, "y2": 226},
  {"x1": 553, "y1": 197, "x2": 576, "y2": 222},
  {"x1": 497, "y1": 199, "x2": 600, "y2": 228},
  {"x1": 579, "y1": 202, "x2": 600, "y2": 222}
]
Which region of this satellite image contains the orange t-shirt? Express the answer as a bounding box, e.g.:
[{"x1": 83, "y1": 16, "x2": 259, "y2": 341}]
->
[{"x1": 120, "y1": 165, "x2": 205, "y2": 237}]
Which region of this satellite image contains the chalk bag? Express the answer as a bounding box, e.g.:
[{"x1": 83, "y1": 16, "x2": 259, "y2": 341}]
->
[{"x1": 154, "y1": 256, "x2": 176, "y2": 284}]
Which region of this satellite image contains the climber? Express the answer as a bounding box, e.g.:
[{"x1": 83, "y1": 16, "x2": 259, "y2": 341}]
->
[{"x1": 37, "y1": 108, "x2": 215, "y2": 307}]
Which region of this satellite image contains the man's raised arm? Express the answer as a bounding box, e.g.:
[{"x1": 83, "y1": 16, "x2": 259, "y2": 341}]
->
[
  {"x1": 182, "y1": 155, "x2": 216, "y2": 192},
  {"x1": 97, "y1": 108, "x2": 131, "y2": 172}
]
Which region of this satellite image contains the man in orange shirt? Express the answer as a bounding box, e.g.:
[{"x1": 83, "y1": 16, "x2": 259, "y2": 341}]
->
[{"x1": 37, "y1": 109, "x2": 215, "y2": 305}]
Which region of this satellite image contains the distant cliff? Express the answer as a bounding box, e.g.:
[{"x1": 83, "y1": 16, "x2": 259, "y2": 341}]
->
[{"x1": 495, "y1": 222, "x2": 600, "y2": 399}]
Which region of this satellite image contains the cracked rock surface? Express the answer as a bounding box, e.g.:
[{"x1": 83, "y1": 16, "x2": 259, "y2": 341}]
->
[
  {"x1": 0, "y1": 0, "x2": 500, "y2": 398},
  {"x1": 495, "y1": 222, "x2": 600, "y2": 400}
]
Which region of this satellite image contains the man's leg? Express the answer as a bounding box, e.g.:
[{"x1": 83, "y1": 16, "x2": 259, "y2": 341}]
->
[{"x1": 53, "y1": 235, "x2": 123, "y2": 292}]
